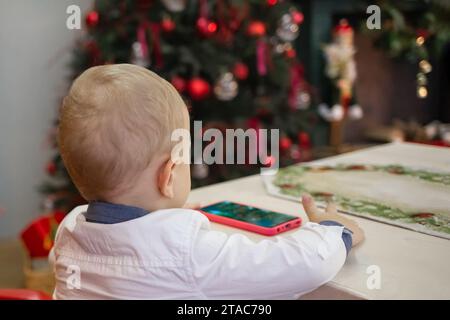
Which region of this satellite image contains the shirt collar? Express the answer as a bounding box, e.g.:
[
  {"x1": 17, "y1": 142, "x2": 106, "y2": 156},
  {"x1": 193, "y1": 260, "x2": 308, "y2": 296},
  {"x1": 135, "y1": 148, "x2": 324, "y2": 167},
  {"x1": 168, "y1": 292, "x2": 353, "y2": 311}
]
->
[{"x1": 84, "y1": 201, "x2": 149, "y2": 224}]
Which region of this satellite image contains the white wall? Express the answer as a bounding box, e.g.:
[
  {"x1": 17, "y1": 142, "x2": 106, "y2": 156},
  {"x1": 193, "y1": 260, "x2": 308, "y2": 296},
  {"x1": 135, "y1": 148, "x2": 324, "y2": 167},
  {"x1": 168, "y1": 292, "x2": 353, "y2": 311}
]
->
[{"x1": 0, "y1": 0, "x2": 92, "y2": 238}]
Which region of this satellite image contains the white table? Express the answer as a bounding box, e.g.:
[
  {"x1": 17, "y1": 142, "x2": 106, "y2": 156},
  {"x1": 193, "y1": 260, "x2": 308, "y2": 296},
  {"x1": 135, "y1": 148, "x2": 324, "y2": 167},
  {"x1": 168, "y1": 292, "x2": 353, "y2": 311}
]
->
[{"x1": 188, "y1": 142, "x2": 450, "y2": 299}]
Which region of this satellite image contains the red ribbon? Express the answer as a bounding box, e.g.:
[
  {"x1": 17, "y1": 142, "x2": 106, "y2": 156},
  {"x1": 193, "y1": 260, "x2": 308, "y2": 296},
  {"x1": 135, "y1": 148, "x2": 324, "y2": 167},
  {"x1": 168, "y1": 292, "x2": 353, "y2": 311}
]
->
[
  {"x1": 256, "y1": 40, "x2": 267, "y2": 76},
  {"x1": 137, "y1": 21, "x2": 163, "y2": 69}
]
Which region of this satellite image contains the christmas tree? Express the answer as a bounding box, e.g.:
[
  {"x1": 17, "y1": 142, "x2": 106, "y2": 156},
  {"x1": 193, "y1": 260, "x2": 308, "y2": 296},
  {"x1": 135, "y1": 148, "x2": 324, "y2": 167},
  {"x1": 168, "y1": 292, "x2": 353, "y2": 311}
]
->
[{"x1": 40, "y1": 0, "x2": 318, "y2": 213}]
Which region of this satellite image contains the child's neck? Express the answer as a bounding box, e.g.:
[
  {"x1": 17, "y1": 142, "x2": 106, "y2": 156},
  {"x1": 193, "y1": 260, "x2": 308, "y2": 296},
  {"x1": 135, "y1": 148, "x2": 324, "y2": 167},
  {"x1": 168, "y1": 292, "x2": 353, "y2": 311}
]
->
[{"x1": 104, "y1": 186, "x2": 176, "y2": 212}]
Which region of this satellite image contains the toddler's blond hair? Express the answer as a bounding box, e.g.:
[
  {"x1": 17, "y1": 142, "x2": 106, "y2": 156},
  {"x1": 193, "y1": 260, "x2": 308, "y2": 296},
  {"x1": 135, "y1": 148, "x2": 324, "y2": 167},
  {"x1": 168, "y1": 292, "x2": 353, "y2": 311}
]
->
[{"x1": 58, "y1": 64, "x2": 186, "y2": 200}]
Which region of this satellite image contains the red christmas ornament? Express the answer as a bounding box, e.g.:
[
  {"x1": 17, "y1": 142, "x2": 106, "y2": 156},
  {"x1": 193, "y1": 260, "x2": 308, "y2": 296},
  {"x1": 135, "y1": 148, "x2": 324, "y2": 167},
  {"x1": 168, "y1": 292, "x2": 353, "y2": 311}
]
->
[
  {"x1": 247, "y1": 21, "x2": 266, "y2": 37},
  {"x1": 46, "y1": 162, "x2": 56, "y2": 176},
  {"x1": 232, "y1": 62, "x2": 249, "y2": 80},
  {"x1": 285, "y1": 48, "x2": 296, "y2": 59},
  {"x1": 262, "y1": 155, "x2": 277, "y2": 167},
  {"x1": 197, "y1": 17, "x2": 218, "y2": 37},
  {"x1": 187, "y1": 77, "x2": 211, "y2": 100},
  {"x1": 171, "y1": 76, "x2": 186, "y2": 93},
  {"x1": 161, "y1": 17, "x2": 176, "y2": 33},
  {"x1": 291, "y1": 10, "x2": 304, "y2": 24},
  {"x1": 267, "y1": 0, "x2": 278, "y2": 6},
  {"x1": 280, "y1": 136, "x2": 292, "y2": 152},
  {"x1": 85, "y1": 10, "x2": 99, "y2": 28},
  {"x1": 298, "y1": 131, "x2": 311, "y2": 149}
]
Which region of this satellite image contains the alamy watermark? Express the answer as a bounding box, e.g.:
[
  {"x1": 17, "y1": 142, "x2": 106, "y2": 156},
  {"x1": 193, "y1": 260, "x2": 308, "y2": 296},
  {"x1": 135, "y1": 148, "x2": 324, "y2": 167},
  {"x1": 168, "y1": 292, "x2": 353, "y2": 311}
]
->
[
  {"x1": 366, "y1": 5, "x2": 381, "y2": 30},
  {"x1": 66, "y1": 5, "x2": 81, "y2": 30},
  {"x1": 366, "y1": 265, "x2": 381, "y2": 290},
  {"x1": 66, "y1": 4, "x2": 382, "y2": 31},
  {"x1": 66, "y1": 264, "x2": 81, "y2": 290},
  {"x1": 171, "y1": 121, "x2": 279, "y2": 175}
]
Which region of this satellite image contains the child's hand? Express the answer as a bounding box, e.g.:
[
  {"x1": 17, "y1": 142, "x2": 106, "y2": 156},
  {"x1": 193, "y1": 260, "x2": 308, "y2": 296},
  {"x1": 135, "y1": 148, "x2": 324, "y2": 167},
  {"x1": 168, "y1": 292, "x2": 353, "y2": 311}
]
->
[{"x1": 301, "y1": 194, "x2": 365, "y2": 247}]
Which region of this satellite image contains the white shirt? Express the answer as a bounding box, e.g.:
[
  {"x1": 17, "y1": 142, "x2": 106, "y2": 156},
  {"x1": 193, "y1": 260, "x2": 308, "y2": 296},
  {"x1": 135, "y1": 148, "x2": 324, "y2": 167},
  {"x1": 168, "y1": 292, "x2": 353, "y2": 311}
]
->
[{"x1": 52, "y1": 205, "x2": 347, "y2": 299}]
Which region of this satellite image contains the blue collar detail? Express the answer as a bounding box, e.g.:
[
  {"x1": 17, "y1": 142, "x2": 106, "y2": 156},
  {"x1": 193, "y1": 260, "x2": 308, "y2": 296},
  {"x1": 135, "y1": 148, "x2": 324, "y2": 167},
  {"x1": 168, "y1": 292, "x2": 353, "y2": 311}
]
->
[{"x1": 84, "y1": 201, "x2": 149, "y2": 224}]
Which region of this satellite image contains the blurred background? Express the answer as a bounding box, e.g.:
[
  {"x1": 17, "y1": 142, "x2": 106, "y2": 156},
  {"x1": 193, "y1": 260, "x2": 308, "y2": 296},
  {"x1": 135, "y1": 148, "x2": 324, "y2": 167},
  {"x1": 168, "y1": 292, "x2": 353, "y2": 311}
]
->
[{"x1": 1, "y1": 0, "x2": 450, "y2": 291}]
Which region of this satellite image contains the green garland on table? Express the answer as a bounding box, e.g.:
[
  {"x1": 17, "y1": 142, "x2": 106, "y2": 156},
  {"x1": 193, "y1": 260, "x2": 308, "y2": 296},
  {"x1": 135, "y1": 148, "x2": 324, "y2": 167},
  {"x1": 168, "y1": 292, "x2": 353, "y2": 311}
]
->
[{"x1": 273, "y1": 164, "x2": 450, "y2": 235}]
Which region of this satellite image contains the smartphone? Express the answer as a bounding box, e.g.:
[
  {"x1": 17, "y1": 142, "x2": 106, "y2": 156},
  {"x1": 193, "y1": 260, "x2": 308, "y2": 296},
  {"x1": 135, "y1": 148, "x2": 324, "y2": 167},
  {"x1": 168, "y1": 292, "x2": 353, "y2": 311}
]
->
[{"x1": 199, "y1": 201, "x2": 302, "y2": 236}]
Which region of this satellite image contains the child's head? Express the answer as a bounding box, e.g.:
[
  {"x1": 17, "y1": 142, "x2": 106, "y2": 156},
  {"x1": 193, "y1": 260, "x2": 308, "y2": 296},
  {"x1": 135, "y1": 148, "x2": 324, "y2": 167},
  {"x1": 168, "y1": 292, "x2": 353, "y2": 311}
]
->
[{"x1": 58, "y1": 64, "x2": 191, "y2": 210}]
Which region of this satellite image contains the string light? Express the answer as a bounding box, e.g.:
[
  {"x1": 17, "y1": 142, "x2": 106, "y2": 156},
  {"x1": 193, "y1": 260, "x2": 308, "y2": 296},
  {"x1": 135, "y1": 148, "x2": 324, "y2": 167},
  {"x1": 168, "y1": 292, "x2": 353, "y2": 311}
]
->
[
  {"x1": 416, "y1": 36, "x2": 425, "y2": 46},
  {"x1": 415, "y1": 37, "x2": 431, "y2": 99},
  {"x1": 419, "y1": 60, "x2": 432, "y2": 73},
  {"x1": 417, "y1": 86, "x2": 428, "y2": 98}
]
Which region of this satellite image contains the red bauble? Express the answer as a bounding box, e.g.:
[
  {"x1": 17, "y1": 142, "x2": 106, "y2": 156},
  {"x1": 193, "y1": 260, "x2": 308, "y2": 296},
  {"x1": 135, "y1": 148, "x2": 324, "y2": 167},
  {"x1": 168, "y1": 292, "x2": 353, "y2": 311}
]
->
[
  {"x1": 85, "y1": 11, "x2": 99, "y2": 28},
  {"x1": 161, "y1": 18, "x2": 176, "y2": 33},
  {"x1": 285, "y1": 48, "x2": 296, "y2": 59},
  {"x1": 232, "y1": 62, "x2": 249, "y2": 80},
  {"x1": 280, "y1": 137, "x2": 292, "y2": 151},
  {"x1": 197, "y1": 17, "x2": 218, "y2": 37},
  {"x1": 298, "y1": 132, "x2": 311, "y2": 149},
  {"x1": 291, "y1": 10, "x2": 304, "y2": 24},
  {"x1": 247, "y1": 21, "x2": 266, "y2": 37},
  {"x1": 262, "y1": 155, "x2": 277, "y2": 167},
  {"x1": 187, "y1": 77, "x2": 211, "y2": 100},
  {"x1": 46, "y1": 162, "x2": 56, "y2": 176},
  {"x1": 171, "y1": 76, "x2": 186, "y2": 93},
  {"x1": 267, "y1": 0, "x2": 278, "y2": 6}
]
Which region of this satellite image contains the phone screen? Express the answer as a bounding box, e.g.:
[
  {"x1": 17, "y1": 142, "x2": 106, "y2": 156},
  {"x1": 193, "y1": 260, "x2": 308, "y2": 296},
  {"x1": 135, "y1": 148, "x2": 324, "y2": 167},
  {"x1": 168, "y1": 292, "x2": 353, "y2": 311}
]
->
[{"x1": 201, "y1": 201, "x2": 298, "y2": 228}]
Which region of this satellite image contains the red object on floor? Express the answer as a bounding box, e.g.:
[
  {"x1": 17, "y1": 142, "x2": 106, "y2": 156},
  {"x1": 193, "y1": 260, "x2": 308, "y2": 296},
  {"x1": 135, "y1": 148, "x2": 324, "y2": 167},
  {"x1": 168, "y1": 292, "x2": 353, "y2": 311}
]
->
[
  {"x1": 20, "y1": 211, "x2": 65, "y2": 258},
  {"x1": 0, "y1": 289, "x2": 51, "y2": 300}
]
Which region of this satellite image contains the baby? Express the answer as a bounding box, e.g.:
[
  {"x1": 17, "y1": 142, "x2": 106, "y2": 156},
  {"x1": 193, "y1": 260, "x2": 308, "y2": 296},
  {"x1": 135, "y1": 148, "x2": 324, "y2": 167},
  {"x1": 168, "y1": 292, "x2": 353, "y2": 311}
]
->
[{"x1": 52, "y1": 64, "x2": 363, "y2": 299}]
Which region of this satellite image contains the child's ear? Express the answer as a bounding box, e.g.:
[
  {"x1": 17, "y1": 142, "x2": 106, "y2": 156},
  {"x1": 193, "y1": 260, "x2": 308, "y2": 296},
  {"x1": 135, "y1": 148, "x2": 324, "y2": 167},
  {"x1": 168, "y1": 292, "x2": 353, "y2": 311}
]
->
[{"x1": 157, "y1": 159, "x2": 176, "y2": 198}]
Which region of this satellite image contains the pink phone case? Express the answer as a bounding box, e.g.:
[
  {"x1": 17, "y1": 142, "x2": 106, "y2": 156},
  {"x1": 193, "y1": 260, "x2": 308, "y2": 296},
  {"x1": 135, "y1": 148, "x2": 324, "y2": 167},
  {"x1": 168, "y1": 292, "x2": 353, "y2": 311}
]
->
[{"x1": 199, "y1": 201, "x2": 302, "y2": 236}]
